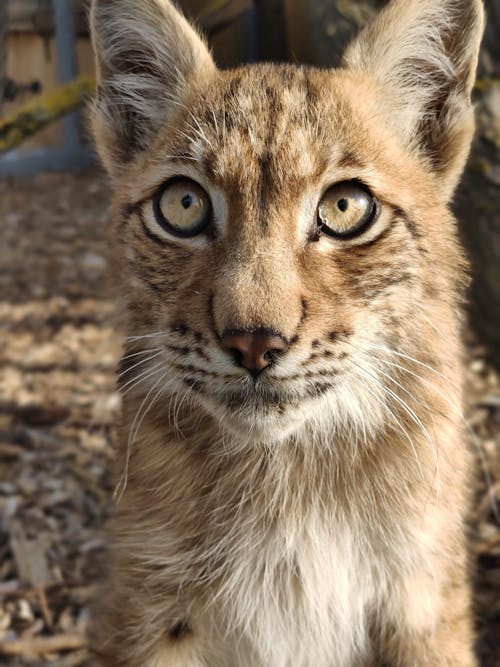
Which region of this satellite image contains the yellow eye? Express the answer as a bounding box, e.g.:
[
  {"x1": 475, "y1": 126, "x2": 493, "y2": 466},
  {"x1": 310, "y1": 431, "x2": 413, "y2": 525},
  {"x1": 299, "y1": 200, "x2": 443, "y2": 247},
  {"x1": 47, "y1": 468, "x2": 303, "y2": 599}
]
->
[
  {"x1": 153, "y1": 178, "x2": 211, "y2": 238},
  {"x1": 317, "y1": 182, "x2": 377, "y2": 238}
]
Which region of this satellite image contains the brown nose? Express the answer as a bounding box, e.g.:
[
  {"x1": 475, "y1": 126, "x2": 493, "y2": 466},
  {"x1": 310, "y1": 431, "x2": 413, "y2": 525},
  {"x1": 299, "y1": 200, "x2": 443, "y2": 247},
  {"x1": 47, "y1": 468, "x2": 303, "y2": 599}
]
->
[{"x1": 221, "y1": 329, "x2": 289, "y2": 376}]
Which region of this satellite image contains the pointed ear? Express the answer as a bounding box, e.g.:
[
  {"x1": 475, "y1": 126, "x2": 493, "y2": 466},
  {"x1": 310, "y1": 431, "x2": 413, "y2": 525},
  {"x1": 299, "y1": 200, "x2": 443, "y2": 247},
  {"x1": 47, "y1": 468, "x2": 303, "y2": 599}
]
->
[
  {"x1": 343, "y1": 0, "x2": 484, "y2": 200},
  {"x1": 89, "y1": 0, "x2": 216, "y2": 176}
]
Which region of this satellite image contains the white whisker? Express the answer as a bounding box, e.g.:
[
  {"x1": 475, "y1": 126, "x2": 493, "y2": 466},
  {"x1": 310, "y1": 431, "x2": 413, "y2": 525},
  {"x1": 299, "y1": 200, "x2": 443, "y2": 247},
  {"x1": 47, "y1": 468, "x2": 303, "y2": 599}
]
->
[
  {"x1": 126, "y1": 331, "x2": 170, "y2": 342},
  {"x1": 115, "y1": 369, "x2": 169, "y2": 502},
  {"x1": 368, "y1": 347, "x2": 499, "y2": 523},
  {"x1": 119, "y1": 359, "x2": 166, "y2": 396},
  {"x1": 350, "y1": 359, "x2": 426, "y2": 483},
  {"x1": 121, "y1": 346, "x2": 163, "y2": 361},
  {"x1": 117, "y1": 350, "x2": 164, "y2": 379}
]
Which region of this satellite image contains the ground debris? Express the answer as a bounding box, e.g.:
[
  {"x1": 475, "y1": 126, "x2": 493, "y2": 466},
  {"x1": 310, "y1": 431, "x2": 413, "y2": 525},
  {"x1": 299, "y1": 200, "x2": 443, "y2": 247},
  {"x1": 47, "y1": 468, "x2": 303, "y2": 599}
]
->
[
  {"x1": 0, "y1": 632, "x2": 85, "y2": 657},
  {"x1": 0, "y1": 171, "x2": 115, "y2": 666},
  {"x1": 8, "y1": 522, "x2": 51, "y2": 589}
]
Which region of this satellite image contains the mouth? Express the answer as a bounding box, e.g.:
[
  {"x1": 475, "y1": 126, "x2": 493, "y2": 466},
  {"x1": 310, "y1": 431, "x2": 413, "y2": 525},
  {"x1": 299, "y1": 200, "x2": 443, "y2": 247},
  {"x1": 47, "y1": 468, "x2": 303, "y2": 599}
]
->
[
  {"x1": 220, "y1": 372, "x2": 337, "y2": 405},
  {"x1": 199, "y1": 376, "x2": 337, "y2": 441},
  {"x1": 221, "y1": 382, "x2": 294, "y2": 411}
]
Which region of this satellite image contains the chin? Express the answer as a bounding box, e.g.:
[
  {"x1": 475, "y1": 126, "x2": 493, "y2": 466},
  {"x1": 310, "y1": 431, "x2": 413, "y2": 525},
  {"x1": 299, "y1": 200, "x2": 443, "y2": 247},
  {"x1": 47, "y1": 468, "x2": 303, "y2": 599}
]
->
[
  {"x1": 222, "y1": 411, "x2": 306, "y2": 444},
  {"x1": 200, "y1": 395, "x2": 309, "y2": 445}
]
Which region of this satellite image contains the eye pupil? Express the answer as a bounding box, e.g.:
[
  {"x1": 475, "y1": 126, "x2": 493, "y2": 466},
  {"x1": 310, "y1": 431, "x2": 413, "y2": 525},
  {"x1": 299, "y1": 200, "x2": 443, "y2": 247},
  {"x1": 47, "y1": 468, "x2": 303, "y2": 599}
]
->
[
  {"x1": 152, "y1": 177, "x2": 211, "y2": 239},
  {"x1": 316, "y1": 182, "x2": 377, "y2": 239}
]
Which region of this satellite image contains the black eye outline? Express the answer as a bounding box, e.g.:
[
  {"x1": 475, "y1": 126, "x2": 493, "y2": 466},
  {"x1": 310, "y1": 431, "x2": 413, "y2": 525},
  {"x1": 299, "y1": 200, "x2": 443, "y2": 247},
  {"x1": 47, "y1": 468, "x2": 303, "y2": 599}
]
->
[
  {"x1": 317, "y1": 180, "x2": 380, "y2": 240},
  {"x1": 152, "y1": 177, "x2": 212, "y2": 239}
]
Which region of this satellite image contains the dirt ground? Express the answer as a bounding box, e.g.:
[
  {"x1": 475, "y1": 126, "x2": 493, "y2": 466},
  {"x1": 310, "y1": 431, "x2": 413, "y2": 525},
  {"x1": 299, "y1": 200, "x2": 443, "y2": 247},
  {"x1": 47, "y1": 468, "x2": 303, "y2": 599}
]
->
[{"x1": 0, "y1": 169, "x2": 498, "y2": 666}]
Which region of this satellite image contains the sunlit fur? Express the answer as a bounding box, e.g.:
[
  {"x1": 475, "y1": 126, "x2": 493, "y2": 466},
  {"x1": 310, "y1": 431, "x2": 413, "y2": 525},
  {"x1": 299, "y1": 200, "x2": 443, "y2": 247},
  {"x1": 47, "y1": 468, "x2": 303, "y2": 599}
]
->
[{"x1": 88, "y1": 1, "x2": 484, "y2": 665}]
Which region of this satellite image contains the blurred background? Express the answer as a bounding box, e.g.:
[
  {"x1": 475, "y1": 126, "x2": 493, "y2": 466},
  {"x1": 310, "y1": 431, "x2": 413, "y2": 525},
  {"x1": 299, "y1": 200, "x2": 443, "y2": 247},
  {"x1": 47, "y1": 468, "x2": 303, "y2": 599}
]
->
[{"x1": 0, "y1": 1, "x2": 498, "y2": 665}]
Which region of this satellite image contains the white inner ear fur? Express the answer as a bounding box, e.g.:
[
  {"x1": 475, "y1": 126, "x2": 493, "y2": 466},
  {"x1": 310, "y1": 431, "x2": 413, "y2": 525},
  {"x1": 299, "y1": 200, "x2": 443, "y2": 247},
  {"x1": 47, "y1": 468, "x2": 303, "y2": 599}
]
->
[
  {"x1": 343, "y1": 0, "x2": 484, "y2": 197},
  {"x1": 89, "y1": 0, "x2": 216, "y2": 176}
]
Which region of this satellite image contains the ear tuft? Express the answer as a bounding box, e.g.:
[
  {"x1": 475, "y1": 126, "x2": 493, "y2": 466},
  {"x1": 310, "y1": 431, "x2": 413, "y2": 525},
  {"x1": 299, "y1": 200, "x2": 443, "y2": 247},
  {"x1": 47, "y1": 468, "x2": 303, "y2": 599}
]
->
[
  {"x1": 90, "y1": 0, "x2": 216, "y2": 176},
  {"x1": 343, "y1": 0, "x2": 485, "y2": 198}
]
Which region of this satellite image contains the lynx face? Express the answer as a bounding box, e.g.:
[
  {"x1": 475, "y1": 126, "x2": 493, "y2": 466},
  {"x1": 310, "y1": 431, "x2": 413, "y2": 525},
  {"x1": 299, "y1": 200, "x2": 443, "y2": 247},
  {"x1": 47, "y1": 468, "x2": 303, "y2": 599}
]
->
[
  {"x1": 88, "y1": 0, "x2": 483, "y2": 449},
  {"x1": 108, "y1": 59, "x2": 466, "y2": 445},
  {"x1": 90, "y1": 0, "x2": 482, "y2": 447}
]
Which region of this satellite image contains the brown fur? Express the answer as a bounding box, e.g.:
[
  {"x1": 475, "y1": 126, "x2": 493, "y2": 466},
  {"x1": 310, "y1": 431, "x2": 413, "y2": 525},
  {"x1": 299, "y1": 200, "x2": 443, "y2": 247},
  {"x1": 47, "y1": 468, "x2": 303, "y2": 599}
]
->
[{"x1": 88, "y1": 1, "x2": 484, "y2": 665}]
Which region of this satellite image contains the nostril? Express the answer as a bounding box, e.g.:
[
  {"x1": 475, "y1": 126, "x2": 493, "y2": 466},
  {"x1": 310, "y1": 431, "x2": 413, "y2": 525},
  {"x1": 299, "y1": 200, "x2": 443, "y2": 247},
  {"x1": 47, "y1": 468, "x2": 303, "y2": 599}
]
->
[
  {"x1": 264, "y1": 349, "x2": 281, "y2": 364},
  {"x1": 229, "y1": 347, "x2": 244, "y2": 367},
  {"x1": 221, "y1": 329, "x2": 289, "y2": 374}
]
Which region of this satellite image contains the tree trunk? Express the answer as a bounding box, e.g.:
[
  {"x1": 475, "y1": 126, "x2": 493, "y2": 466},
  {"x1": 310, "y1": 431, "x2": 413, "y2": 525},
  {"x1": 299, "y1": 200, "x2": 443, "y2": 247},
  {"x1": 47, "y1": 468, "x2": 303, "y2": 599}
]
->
[{"x1": 283, "y1": 0, "x2": 387, "y2": 66}]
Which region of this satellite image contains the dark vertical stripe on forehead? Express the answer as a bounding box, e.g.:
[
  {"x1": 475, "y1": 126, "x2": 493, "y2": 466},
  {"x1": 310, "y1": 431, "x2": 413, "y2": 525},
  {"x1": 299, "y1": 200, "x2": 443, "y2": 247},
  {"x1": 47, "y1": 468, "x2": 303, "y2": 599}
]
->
[
  {"x1": 303, "y1": 70, "x2": 320, "y2": 109},
  {"x1": 264, "y1": 83, "x2": 284, "y2": 117},
  {"x1": 222, "y1": 73, "x2": 243, "y2": 132},
  {"x1": 256, "y1": 80, "x2": 284, "y2": 231},
  {"x1": 257, "y1": 150, "x2": 274, "y2": 231}
]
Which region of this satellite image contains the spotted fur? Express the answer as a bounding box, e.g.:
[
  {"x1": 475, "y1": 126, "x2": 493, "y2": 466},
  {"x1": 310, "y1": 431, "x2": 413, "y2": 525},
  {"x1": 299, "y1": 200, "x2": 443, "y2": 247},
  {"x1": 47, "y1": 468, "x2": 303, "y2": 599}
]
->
[{"x1": 88, "y1": 1, "x2": 484, "y2": 665}]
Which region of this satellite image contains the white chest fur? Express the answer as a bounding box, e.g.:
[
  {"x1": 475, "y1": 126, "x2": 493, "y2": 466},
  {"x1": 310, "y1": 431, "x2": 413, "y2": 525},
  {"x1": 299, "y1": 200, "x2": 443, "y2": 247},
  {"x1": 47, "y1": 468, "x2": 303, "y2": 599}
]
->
[{"x1": 204, "y1": 510, "x2": 390, "y2": 667}]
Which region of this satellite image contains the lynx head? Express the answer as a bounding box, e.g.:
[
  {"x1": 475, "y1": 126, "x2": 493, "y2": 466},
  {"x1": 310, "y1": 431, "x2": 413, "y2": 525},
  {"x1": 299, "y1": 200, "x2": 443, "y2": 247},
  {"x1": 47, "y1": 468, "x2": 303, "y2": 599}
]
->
[{"x1": 90, "y1": 0, "x2": 483, "y2": 446}]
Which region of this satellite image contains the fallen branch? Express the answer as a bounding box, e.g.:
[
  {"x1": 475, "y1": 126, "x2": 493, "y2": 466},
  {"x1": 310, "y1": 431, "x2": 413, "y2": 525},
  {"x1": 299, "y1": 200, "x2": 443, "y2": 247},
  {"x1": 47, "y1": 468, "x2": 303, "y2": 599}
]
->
[
  {"x1": 0, "y1": 74, "x2": 95, "y2": 154},
  {"x1": 0, "y1": 633, "x2": 85, "y2": 656}
]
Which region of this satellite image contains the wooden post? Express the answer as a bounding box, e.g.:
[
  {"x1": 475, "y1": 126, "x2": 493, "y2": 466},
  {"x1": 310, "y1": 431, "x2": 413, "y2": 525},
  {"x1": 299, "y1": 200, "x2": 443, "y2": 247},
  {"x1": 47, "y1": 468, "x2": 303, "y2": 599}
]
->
[
  {"x1": 0, "y1": 0, "x2": 7, "y2": 115},
  {"x1": 52, "y1": 0, "x2": 81, "y2": 152},
  {"x1": 255, "y1": 0, "x2": 288, "y2": 62}
]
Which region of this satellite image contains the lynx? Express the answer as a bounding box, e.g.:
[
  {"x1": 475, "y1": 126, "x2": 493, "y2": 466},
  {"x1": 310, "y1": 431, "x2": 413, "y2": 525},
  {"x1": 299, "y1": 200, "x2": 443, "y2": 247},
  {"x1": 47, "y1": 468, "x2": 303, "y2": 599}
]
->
[{"x1": 88, "y1": 0, "x2": 485, "y2": 665}]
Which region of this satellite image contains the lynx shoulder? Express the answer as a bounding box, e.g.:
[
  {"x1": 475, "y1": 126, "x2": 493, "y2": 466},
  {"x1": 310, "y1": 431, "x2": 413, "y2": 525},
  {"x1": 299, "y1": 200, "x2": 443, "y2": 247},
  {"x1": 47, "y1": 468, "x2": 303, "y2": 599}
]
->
[{"x1": 88, "y1": 1, "x2": 484, "y2": 665}]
